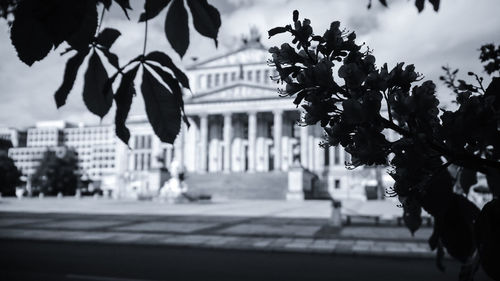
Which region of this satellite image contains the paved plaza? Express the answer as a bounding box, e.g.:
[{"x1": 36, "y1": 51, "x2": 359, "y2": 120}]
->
[{"x1": 0, "y1": 198, "x2": 435, "y2": 259}]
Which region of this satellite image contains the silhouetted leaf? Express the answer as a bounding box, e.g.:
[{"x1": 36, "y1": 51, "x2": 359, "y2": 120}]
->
[
  {"x1": 54, "y1": 49, "x2": 90, "y2": 108},
  {"x1": 98, "y1": 0, "x2": 112, "y2": 9},
  {"x1": 415, "y1": 0, "x2": 425, "y2": 12},
  {"x1": 378, "y1": 0, "x2": 388, "y2": 7},
  {"x1": 103, "y1": 71, "x2": 119, "y2": 97},
  {"x1": 42, "y1": 1, "x2": 88, "y2": 48},
  {"x1": 96, "y1": 28, "x2": 121, "y2": 49},
  {"x1": 146, "y1": 63, "x2": 189, "y2": 126},
  {"x1": 114, "y1": 0, "x2": 131, "y2": 19},
  {"x1": 98, "y1": 47, "x2": 120, "y2": 69},
  {"x1": 145, "y1": 51, "x2": 190, "y2": 89},
  {"x1": 187, "y1": 0, "x2": 221, "y2": 46},
  {"x1": 485, "y1": 167, "x2": 500, "y2": 197},
  {"x1": 165, "y1": 0, "x2": 189, "y2": 58},
  {"x1": 475, "y1": 199, "x2": 500, "y2": 281},
  {"x1": 114, "y1": 65, "x2": 139, "y2": 144},
  {"x1": 293, "y1": 10, "x2": 299, "y2": 22},
  {"x1": 436, "y1": 240, "x2": 446, "y2": 271},
  {"x1": 440, "y1": 194, "x2": 480, "y2": 263},
  {"x1": 428, "y1": 0, "x2": 440, "y2": 11},
  {"x1": 66, "y1": 0, "x2": 98, "y2": 52},
  {"x1": 139, "y1": 0, "x2": 171, "y2": 22},
  {"x1": 141, "y1": 67, "x2": 181, "y2": 144},
  {"x1": 485, "y1": 77, "x2": 500, "y2": 109},
  {"x1": 10, "y1": 0, "x2": 54, "y2": 66},
  {"x1": 459, "y1": 168, "x2": 477, "y2": 195},
  {"x1": 420, "y1": 168, "x2": 454, "y2": 217},
  {"x1": 403, "y1": 201, "x2": 422, "y2": 235},
  {"x1": 268, "y1": 27, "x2": 288, "y2": 38},
  {"x1": 428, "y1": 223, "x2": 439, "y2": 250},
  {"x1": 83, "y1": 51, "x2": 113, "y2": 118},
  {"x1": 458, "y1": 254, "x2": 480, "y2": 281}
]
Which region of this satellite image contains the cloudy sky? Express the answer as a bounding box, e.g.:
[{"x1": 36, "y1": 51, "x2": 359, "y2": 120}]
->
[{"x1": 0, "y1": 0, "x2": 499, "y2": 129}]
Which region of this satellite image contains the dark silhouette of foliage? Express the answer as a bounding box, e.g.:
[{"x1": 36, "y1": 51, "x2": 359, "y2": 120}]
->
[
  {"x1": 0, "y1": 152, "x2": 21, "y2": 196},
  {"x1": 269, "y1": 10, "x2": 500, "y2": 281},
  {"x1": 480, "y1": 44, "x2": 500, "y2": 75},
  {"x1": 0, "y1": 139, "x2": 13, "y2": 152},
  {"x1": 2, "y1": 0, "x2": 221, "y2": 145},
  {"x1": 31, "y1": 149, "x2": 79, "y2": 196},
  {"x1": 368, "y1": 0, "x2": 440, "y2": 12}
]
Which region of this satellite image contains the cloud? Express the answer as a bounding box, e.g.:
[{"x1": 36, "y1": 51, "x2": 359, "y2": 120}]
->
[{"x1": 0, "y1": 0, "x2": 499, "y2": 128}]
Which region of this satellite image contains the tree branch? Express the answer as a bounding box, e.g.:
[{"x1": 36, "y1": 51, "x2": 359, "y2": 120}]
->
[{"x1": 379, "y1": 116, "x2": 500, "y2": 172}]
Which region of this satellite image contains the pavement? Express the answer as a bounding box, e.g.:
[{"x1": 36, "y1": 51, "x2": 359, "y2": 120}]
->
[{"x1": 0, "y1": 197, "x2": 436, "y2": 259}]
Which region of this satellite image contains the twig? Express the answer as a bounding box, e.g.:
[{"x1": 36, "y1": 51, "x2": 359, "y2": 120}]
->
[
  {"x1": 142, "y1": 20, "x2": 148, "y2": 56},
  {"x1": 96, "y1": 5, "x2": 106, "y2": 35}
]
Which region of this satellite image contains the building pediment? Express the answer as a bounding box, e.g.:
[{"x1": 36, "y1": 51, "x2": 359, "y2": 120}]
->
[
  {"x1": 187, "y1": 46, "x2": 269, "y2": 69},
  {"x1": 186, "y1": 83, "x2": 281, "y2": 104}
]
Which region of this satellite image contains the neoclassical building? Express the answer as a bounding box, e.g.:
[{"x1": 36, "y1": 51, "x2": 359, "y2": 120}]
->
[{"x1": 119, "y1": 39, "x2": 373, "y2": 200}]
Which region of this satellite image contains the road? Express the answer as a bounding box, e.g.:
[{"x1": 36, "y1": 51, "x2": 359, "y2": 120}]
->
[{"x1": 0, "y1": 240, "x2": 491, "y2": 281}]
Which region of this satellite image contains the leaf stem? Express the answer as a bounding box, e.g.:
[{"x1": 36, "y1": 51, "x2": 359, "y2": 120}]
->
[
  {"x1": 97, "y1": 5, "x2": 106, "y2": 35},
  {"x1": 142, "y1": 18, "x2": 148, "y2": 56}
]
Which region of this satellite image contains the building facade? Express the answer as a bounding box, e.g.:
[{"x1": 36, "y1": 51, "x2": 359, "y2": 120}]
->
[
  {"x1": 168, "y1": 42, "x2": 368, "y2": 200},
  {"x1": 8, "y1": 121, "x2": 127, "y2": 190},
  {"x1": 0, "y1": 126, "x2": 25, "y2": 148}
]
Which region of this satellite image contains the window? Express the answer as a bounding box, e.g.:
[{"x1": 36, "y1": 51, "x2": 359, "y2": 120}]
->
[
  {"x1": 223, "y1": 72, "x2": 228, "y2": 84},
  {"x1": 146, "y1": 135, "x2": 152, "y2": 149},
  {"x1": 197, "y1": 75, "x2": 203, "y2": 89},
  {"x1": 139, "y1": 153, "x2": 144, "y2": 170},
  {"x1": 231, "y1": 72, "x2": 237, "y2": 81},
  {"x1": 247, "y1": 70, "x2": 253, "y2": 81},
  {"x1": 335, "y1": 179, "x2": 341, "y2": 189},
  {"x1": 255, "y1": 70, "x2": 261, "y2": 83},
  {"x1": 145, "y1": 153, "x2": 151, "y2": 170},
  {"x1": 264, "y1": 69, "x2": 270, "y2": 83},
  {"x1": 134, "y1": 135, "x2": 140, "y2": 149},
  {"x1": 206, "y1": 74, "x2": 212, "y2": 88},
  {"x1": 134, "y1": 154, "x2": 138, "y2": 170},
  {"x1": 214, "y1": 73, "x2": 220, "y2": 87}
]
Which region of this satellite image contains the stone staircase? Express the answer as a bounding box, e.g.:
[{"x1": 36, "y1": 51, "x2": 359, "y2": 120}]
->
[{"x1": 184, "y1": 172, "x2": 288, "y2": 200}]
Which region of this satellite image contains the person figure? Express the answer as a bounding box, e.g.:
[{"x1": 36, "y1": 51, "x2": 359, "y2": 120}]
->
[{"x1": 159, "y1": 160, "x2": 188, "y2": 203}]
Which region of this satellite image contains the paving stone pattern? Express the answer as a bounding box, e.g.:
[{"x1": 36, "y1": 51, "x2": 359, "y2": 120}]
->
[{"x1": 0, "y1": 211, "x2": 435, "y2": 259}]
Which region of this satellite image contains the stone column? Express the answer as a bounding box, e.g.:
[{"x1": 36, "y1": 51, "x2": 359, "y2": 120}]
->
[
  {"x1": 223, "y1": 113, "x2": 232, "y2": 173},
  {"x1": 329, "y1": 146, "x2": 334, "y2": 170},
  {"x1": 300, "y1": 125, "x2": 308, "y2": 169},
  {"x1": 308, "y1": 133, "x2": 315, "y2": 171},
  {"x1": 174, "y1": 123, "x2": 185, "y2": 169},
  {"x1": 199, "y1": 114, "x2": 208, "y2": 173},
  {"x1": 248, "y1": 111, "x2": 257, "y2": 172},
  {"x1": 273, "y1": 110, "x2": 283, "y2": 171},
  {"x1": 165, "y1": 146, "x2": 173, "y2": 169}
]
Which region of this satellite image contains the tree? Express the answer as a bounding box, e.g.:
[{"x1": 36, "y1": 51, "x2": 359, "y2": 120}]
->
[
  {"x1": 0, "y1": 152, "x2": 21, "y2": 196},
  {"x1": 0, "y1": 139, "x2": 13, "y2": 152},
  {"x1": 31, "y1": 149, "x2": 79, "y2": 196},
  {"x1": 0, "y1": 0, "x2": 221, "y2": 146},
  {"x1": 268, "y1": 10, "x2": 499, "y2": 281}
]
